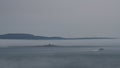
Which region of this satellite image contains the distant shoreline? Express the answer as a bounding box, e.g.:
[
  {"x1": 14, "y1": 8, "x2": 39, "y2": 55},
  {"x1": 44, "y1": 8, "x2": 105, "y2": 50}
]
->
[{"x1": 0, "y1": 33, "x2": 116, "y2": 40}]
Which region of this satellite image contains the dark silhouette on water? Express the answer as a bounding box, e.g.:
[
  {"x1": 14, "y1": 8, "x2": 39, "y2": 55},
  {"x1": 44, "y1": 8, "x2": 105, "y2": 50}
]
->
[
  {"x1": 0, "y1": 33, "x2": 116, "y2": 40},
  {"x1": 42, "y1": 43, "x2": 58, "y2": 47},
  {"x1": 0, "y1": 33, "x2": 64, "y2": 40},
  {"x1": 98, "y1": 48, "x2": 104, "y2": 51}
]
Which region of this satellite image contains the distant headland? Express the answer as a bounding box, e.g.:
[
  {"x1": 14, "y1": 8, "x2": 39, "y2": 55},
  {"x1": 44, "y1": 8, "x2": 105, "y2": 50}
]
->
[{"x1": 0, "y1": 33, "x2": 116, "y2": 40}]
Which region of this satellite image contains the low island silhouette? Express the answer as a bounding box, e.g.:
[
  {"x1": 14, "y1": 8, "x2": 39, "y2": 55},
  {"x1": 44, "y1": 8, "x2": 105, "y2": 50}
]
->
[{"x1": 0, "y1": 33, "x2": 115, "y2": 40}]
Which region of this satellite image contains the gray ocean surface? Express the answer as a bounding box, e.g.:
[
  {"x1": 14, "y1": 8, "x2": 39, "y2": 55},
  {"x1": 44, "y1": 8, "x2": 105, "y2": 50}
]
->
[{"x1": 0, "y1": 39, "x2": 120, "y2": 68}]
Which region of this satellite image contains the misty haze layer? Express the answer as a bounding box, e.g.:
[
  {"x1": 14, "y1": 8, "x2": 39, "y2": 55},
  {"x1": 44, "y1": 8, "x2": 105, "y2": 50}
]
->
[{"x1": 0, "y1": 0, "x2": 120, "y2": 37}]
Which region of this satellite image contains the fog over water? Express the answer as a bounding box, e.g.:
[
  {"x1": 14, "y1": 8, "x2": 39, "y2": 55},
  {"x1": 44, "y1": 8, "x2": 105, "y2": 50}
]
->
[
  {"x1": 0, "y1": 39, "x2": 120, "y2": 47},
  {"x1": 0, "y1": 0, "x2": 120, "y2": 37},
  {"x1": 0, "y1": 0, "x2": 120, "y2": 67},
  {"x1": 0, "y1": 39, "x2": 120, "y2": 68}
]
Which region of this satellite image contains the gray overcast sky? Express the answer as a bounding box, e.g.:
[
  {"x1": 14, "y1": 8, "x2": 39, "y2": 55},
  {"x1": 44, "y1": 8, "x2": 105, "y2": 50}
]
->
[{"x1": 0, "y1": 0, "x2": 120, "y2": 37}]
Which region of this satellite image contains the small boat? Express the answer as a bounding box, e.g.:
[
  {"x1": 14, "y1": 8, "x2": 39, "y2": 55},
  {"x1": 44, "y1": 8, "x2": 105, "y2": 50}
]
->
[
  {"x1": 91, "y1": 48, "x2": 104, "y2": 52},
  {"x1": 43, "y1": 43, "x2": 57, "y2": 47},
  {"x1": 98, "y1": 48, "x2": 104, "y2": 51}
]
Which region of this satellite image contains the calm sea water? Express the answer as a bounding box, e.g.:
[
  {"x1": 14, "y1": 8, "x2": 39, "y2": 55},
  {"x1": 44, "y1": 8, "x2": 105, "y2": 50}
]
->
[
  {"x1": 0, "y1": 39, "x2": 120, "y2": 68},
  {"x1": 0, "y1": 39, "x2": 120, "y2": 47}
]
